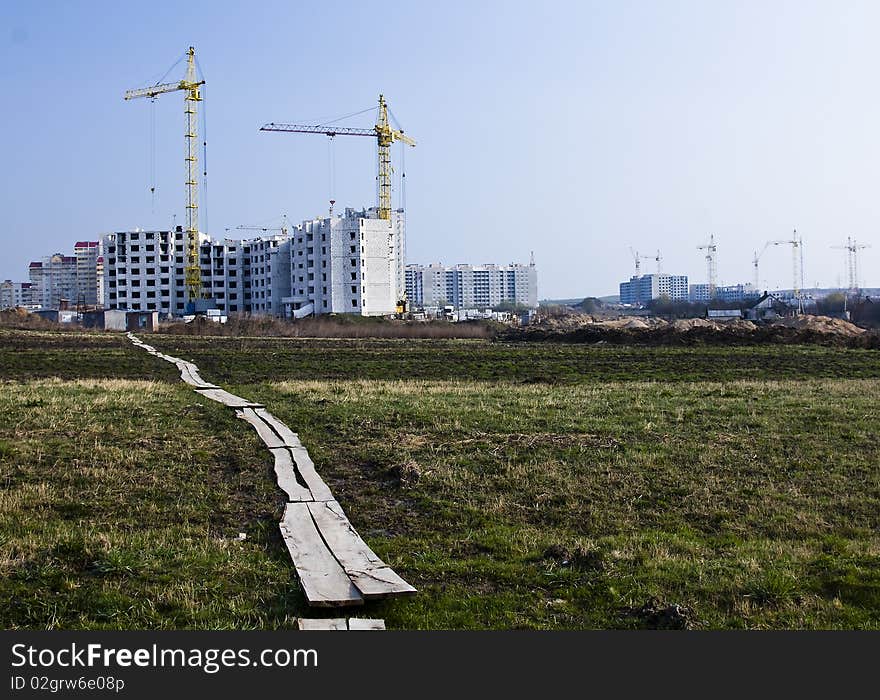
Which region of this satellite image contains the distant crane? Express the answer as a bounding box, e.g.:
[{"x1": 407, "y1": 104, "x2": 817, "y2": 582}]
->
[
  {"x1": 225, "y1": 216, "x2": 290, "y2": 237},
  {"x1": 697, "y1": 234, "x2": 717, "y2": 298},
  {"x1": 775, "y1": 228, "x2": 803, "y2": 304},
  {"x1": 753, "y1": 237, "x2": 796, "y2": 291},
  {"x1": 125, "y1": 47, "x2": 205, "y2": 304},
  {"x1": 831, "y1": 236, "x2": 870, "y2": 293},
  {"x1": 629, "y1": 248, "x2": 662, "y2": 276}
]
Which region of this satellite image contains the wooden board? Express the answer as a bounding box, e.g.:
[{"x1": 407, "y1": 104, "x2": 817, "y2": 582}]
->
[
  {"x1": 296, "y1": 618, "x2": 386, "y2": 630},
  {"x1": 288, "y1": 446, "x2": 334, "y2": 502},
  {"x1": 177, "y1": 362, "x2": 218, "y2": 389},
  {"x1": 296, "y1": 618, "x2": 348, "y2": 630},
  {"x1": 280, "y1": 503, "x2": 363, "y2": 608},
  {"x1": 307, "y1": 500, "x2": 417, "y2": 599},
  {"x1": 195, "y1": 388, "x2": 262, "y2": 408},
  {"x1": 347, "y1": 618, "x2": 386, "y2": 630},
  {"x1": 236, "y1": 408, "x2": 285, "y2": 448},
  {"x1": 254, "y1": 408, "x2": 303, "y2": 447},
  {"x1": 268, "y1": 448, "x2": 313, "y2": 502}
]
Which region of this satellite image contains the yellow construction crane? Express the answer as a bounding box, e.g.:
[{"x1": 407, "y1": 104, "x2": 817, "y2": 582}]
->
[
  {"x1": 261, "y1": 95, "x2": 415, "y2": 314},
  {"x1": 260, "y1": 94, "x2": 416, "y2": 221},
  {"x1": 125, "y1": 47, "x2": 205, "y2": 305}
]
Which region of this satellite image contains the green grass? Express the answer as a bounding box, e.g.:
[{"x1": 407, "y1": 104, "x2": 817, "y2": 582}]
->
[
  {"x1": 0, "y1": 377, "x2": 302, "y2": 628},
  {"x1": 140, "y1": 334, "x2": 880, "y2": 384},
  {"x1": 1, "y1": 328, "x2": 879, "y2": 628}
]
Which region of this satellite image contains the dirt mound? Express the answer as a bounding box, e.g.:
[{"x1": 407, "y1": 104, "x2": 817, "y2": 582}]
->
[
  {"x1": 774, "y1": 314, "x2": 865, "y2": 337},
  {"x1": 501, "y1": 313, "x2": 879, "y2": 348}
]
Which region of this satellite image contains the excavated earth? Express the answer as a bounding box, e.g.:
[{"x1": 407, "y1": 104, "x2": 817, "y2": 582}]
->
[{"x1": 501, "y1": 314, "x2": 880, "y2": 348}]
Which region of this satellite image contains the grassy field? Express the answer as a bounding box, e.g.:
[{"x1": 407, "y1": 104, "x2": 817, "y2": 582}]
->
[{"x1": 1, "y1": 328, "x2": 879, "y2": 628}]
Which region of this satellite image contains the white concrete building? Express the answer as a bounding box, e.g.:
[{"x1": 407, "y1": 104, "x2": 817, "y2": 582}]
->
[
  {"x1": 28, "y1": 254, "x2": 78, "y2": 309},
  {"x1": 689, "y1": 282, "x2": 760, "y2": 303},
  {"x1": 74, "y1": 241, "x2": 102, "y2": 306},
  {"x1": 283, "y1": 207, "x2": 404, "y2": 318},
  {"x1": 620, "y1": 273, "x2": 689, "y2": 304},
  {"x1": 102, "y1": 208, "x2": 403, "y2": 319},
  {"x1": 0, "y1": 280, "x2": 34, "y2": 309},
  {"x1": 243, "y1": 235, "x2": 291, "y2": 316},
  {"x1": 102, "y1": 228, "x2": 294, "y2": 317},
  {"x1": 405, "y1": 261, "x2": 538, "y2": 310},
  {"x1": 103, "y1": 230, "x2": 182, "y2": 315}
]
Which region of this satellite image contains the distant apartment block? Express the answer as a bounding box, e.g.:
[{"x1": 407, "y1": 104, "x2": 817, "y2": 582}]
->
[
  {"x1": 0, "y1": 280, "x2": 34, "y2": 309},
  {"x1": 28, "y1": 253, "x2": 78, "y2": 309},
  {"x1": 74, "y1": 241, "x2": 103, "y2": 306},
  {"x1": 405, "y1": 261, "x2": 538, "y2": 310},
  {"x1": 689, "y1": 283, "x2": 759, "y2": 303},
  {"x1": 620, "y1": 273, "x2": 689, "y2": 304}
]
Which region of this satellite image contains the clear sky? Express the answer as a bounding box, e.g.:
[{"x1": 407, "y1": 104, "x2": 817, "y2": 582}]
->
[{"x1": 1, "y1": 0, "x2": 878, "y2": 298}]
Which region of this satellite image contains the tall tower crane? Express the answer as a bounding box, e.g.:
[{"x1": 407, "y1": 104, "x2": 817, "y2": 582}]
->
[
  {"x1": 260, "y1": 94, "x2": 416, "y2": 221},
  {"x1": 773, "y1": 228, "x2": 803, "y2": 303},
  {"x1": 125, "y1": 47, "x2": 205, "y2": 304},
  {"x1": 697, "y1": 234, "x2": 717, "y2": 298},
  {"x1": 753, "y1": 237, "x2": 795, "y2": 291},
  {"x1": 831, "y1": 236, "x2": 870, "y2": 293}
]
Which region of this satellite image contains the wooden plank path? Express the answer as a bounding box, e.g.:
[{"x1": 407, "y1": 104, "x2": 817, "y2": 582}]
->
[
  {"x1": 127, "y1": 333, "x2": 415, "y2": 612},
  {"x1": 297, "y1": 618, "x2": 386, "y2": 630}
]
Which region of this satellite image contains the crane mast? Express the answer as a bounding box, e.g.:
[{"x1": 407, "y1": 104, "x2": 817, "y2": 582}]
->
[
  {"x1": 831, "y1": 236, "x2": 870, "y2": 293},
  {"x1": 125, "y1": 47, "x2": 205, "y2": 304},
  {"x1": 697, "y1": 234, "x2": 717, "y2": 298}
]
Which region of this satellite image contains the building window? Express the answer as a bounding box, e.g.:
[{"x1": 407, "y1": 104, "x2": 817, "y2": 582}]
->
[{"x1": 351, "y1": 299, "x2": 357, "y2": 307}]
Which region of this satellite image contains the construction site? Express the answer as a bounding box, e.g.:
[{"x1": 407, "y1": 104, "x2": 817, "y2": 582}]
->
[{"x1": 1, "y1": 20, "x2": 879, "y2": 649}]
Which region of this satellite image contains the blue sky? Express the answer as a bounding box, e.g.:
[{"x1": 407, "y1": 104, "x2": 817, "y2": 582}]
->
[{"x1": 1, "y1": 0, "x2": 878, "y2": 298}]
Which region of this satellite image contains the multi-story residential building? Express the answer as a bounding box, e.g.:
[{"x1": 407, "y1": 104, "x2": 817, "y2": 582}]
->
[
  {"x1": 103, "y1": 229, "x2": 181, "y2": 315},
  {"x1": 28, "y1": 254, "x2": 78, "y2": 309},
  {"x1": 688, "y1": 283, "x2": 760, "y2": 303},
  {"x1": 282, "y1": 207, "x2": 405, "y2": 318},
  {"x1": 101, "y1": 208, "x2": 403, "y2": 319},
  {"x1": 405, "y1": 261, "x2": 538, "y2": 310},
  {"x1": 102, "y1": 227, "x2": 294, "y2": 317},
  {"x1": 74, "y1": 241, "x2": 102, "y2": 306},
  {"x1": 619, "y1": 273, "x2": 689, "y2": 305},
  {"x1": 0, "y1": 280, "x2": 34, "y2": 309},
  {"x1": 244, "y1": 235, "x2": 291, "y2": 316}
]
